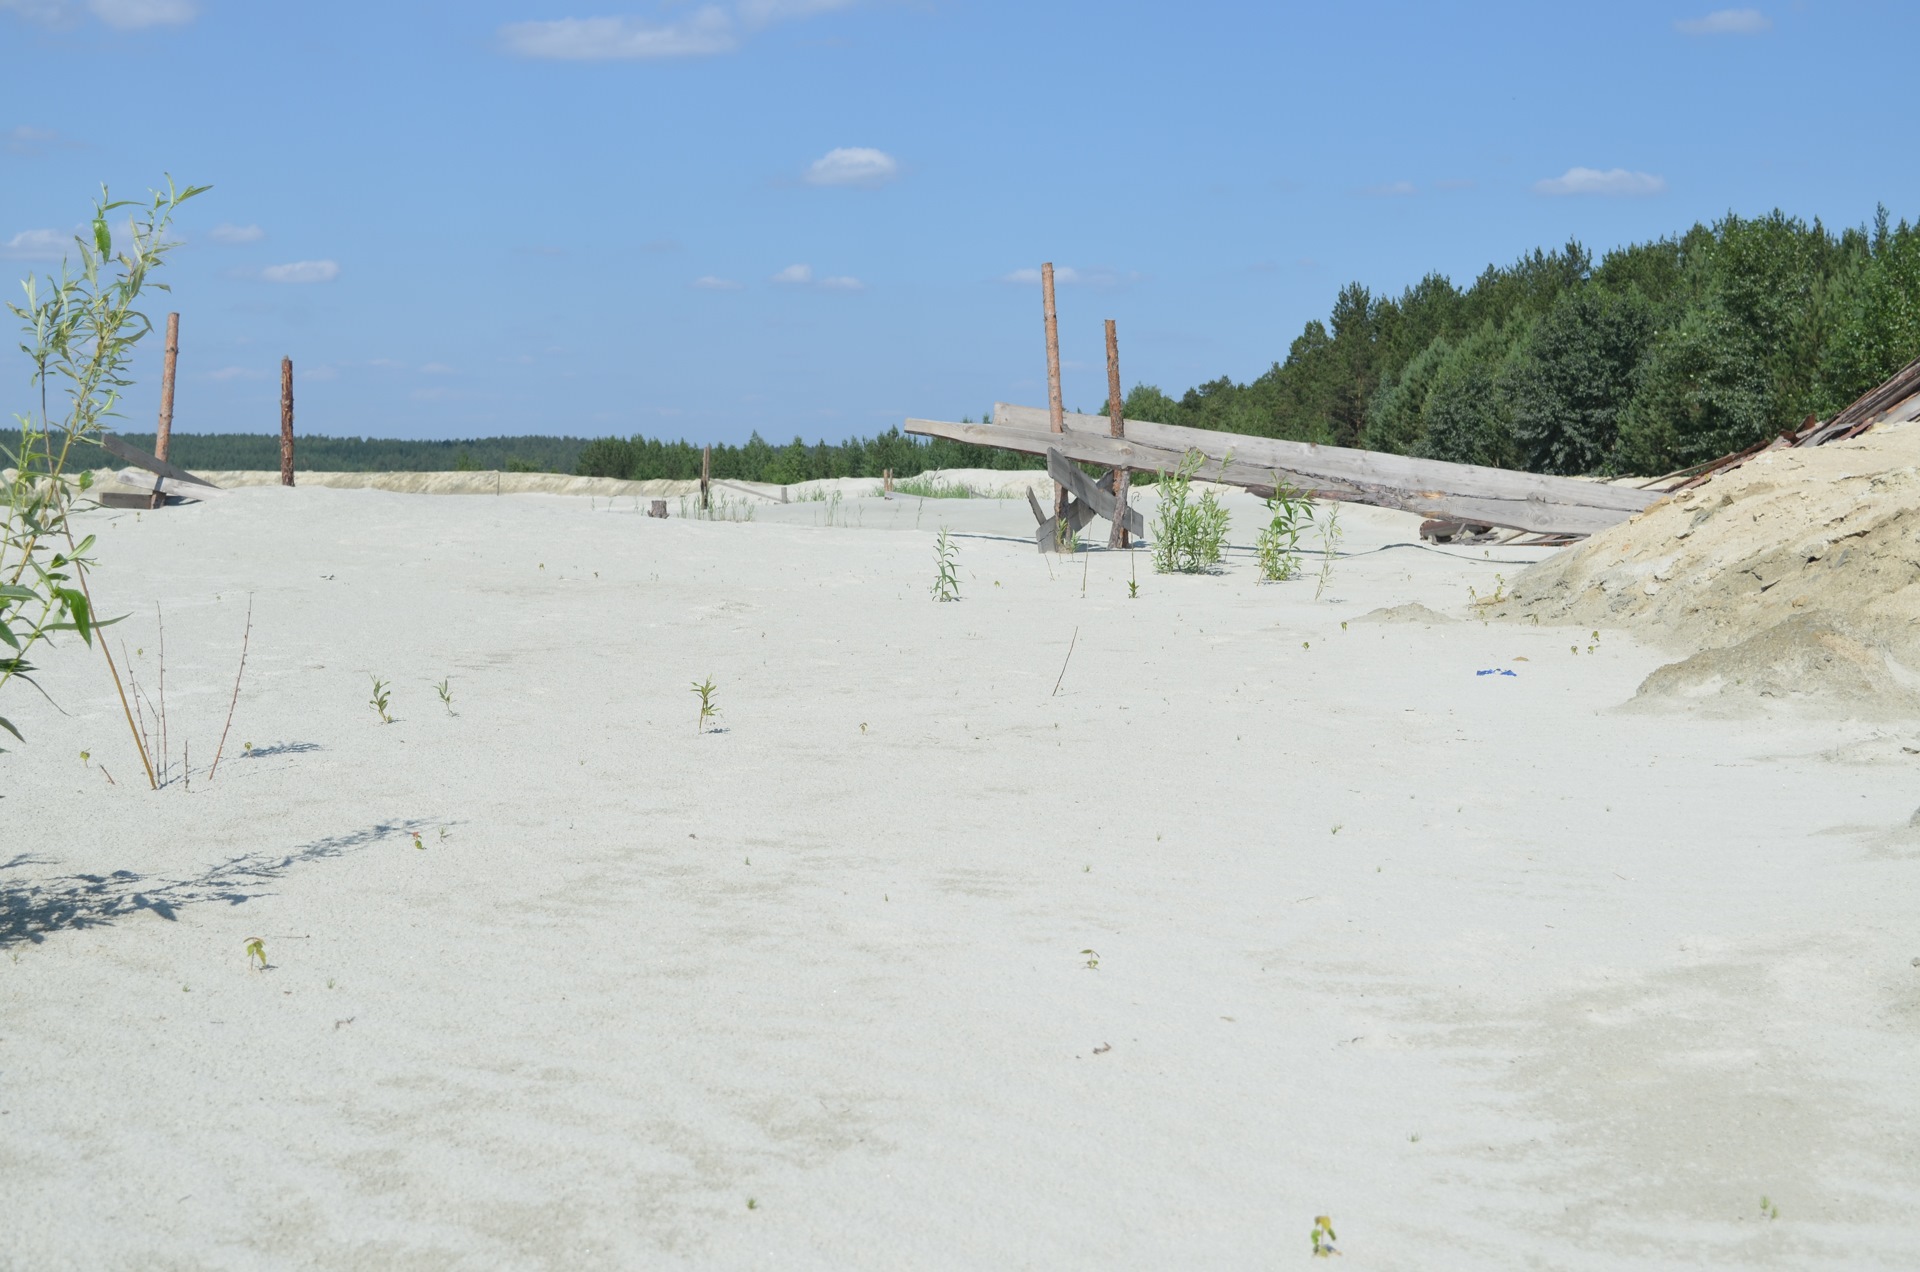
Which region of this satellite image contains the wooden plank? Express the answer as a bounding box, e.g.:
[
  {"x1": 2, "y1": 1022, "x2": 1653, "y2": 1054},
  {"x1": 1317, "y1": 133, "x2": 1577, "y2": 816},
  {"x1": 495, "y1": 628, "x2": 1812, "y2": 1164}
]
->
[
  {"x1": 97, "y1": 433, "x2": 219, "y2": 488},
  {"x1": 904, "y1": 417, "x2": 1635, "y2": 537},
  {"x1": 1035, "y1": 497, "x2": 1097, "y2": 552},
  {"x1": 991, "y1": 403, "x2": 1656, "y2": 515},
  {"x1": 1046, "y1": 448, "x2": 1144, "y2": 537}
]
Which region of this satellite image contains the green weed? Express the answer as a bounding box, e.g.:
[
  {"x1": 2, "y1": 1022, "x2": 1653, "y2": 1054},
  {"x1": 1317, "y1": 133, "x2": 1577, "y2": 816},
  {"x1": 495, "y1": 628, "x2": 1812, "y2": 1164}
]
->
[
  {"x1": 435, "y1": 677, "x2": 454, "y2": 715},
  {"x1": 369, "y1": 676, "x2": 392, "y2": 724},
  {"x1": 895, "y1": 474, "x2": 979, "y2": 498},
  {"x1": 1254, "y1": 479, "x2": 1312, "y2": 582},
  {"x1": 1149, "y1": 450, "x2": 1230, "y2": 574},
  {"x1": 931, "y1": 527, "x2": 961, "y2": 602},
  {"x1": 1080, "y1": 948, "x2": 1100, "y2": 970},
  {"x1": 244, "y1": 936, "x2": 267, "y2": 970},
  {"x1": 1313, "y1": 504, "x2": 1343, "y2": 601},
  {"x1": 1311, "y1": 1215, "x2": 1338, "y2": 1258},
  {"x1": 692, "y1": 676, "x2": 720, "y2": 734}
]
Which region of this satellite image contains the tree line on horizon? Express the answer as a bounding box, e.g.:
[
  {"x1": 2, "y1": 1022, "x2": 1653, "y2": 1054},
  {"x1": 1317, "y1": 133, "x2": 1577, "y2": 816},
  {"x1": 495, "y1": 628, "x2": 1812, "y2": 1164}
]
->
[{"x1": 21, "y1": 206, "x2": 1914, "y2": 482}]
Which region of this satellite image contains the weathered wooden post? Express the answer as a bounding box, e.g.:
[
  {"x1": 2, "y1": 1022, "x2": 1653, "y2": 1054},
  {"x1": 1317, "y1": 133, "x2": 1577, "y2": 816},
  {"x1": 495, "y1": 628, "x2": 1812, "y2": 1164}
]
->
[
  {"x1": 1105, "y1": 319, "x2": 1131, "y2": 549},
  {"x1": 700, "y1": 444, "x2": 712, "y2": 512},
  {"x1": 279, "y1": 357, "x2": 295, "y2": 487},
  {"x1": 155, "y1": 313, "x2": 179, "y2": 461},
  {"x1": 1041, "y1": 263, "x2": 1066, "y2": 519},
  {"x1": 150, "y1": 312, "x2": 181, "y2": 508}
]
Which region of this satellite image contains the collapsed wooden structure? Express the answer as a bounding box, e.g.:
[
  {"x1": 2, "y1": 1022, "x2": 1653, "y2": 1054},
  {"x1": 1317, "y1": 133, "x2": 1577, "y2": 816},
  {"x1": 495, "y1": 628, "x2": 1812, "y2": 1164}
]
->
[{"x1": 905, "y1": 352, "x2": 1920, "y2": 545}]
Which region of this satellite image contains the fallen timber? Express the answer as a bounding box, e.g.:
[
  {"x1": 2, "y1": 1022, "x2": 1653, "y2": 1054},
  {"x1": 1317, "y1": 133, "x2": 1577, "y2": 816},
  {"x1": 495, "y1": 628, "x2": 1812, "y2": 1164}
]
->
[{"x1": 904, "y1": 410, "x2": 1653, "y2": 538}]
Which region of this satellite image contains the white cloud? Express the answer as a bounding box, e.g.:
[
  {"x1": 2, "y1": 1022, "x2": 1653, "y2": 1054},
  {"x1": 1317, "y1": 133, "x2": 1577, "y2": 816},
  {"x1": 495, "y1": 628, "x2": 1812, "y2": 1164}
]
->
[
  {"x1": 1359, "y1": 179, "x2": 1417, "y2": 197},
  {"x1": 1532, "y1": 167, "x2": 1667, "y2": 197},
  {"x1": 498, "y1": 0, "x2": 854, "y2": 60},
  {"x1": 804, "y1": 146, "x2": 898, "y2": 188},
  {"x1": 998, "y1": 264, "x2": 1131, "y2": 288},
  {"x1": 0, "y1": 228, "x2": 70, "y2": 260},
  {"x1": 260, "y1": 259, "x2": 340, "y2": 284},
  {"x1": 498, "y1": 9, "x2": 736, "y2": 60},
  {"x1": 4, "y1": 124, "x2": 77, "y2": 156},
  {"x1": 692, "y1": 275, "x2": 742, "y2": 290},
  {"x1": 1675, "y1": 8, "x2": 1770, "y2": 35},
  {"x1": 87, "y1": 0, "x2": 195, "y2": 27},
  {"x1": 418, "y1": 362, "x2": 456, "y2": 375},
  {"x1": 208, "y1": 223, "x2": 265, "y2": 245},
  {"x1": 771, "y1": 263, "x2": 813, "y2": 284},
  {"x1": 0, "y1": 0, "x2": 70, "y2": 24},
  {"x1": 818, "y1": 275, "x2": 864, "y2": 291}
]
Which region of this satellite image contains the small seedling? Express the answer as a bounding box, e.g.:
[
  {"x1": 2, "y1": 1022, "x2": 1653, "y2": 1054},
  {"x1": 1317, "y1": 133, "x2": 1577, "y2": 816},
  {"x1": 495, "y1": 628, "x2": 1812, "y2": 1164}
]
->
[
  {"x1": 1128, "y1": 554, "x2": 1139, "y2": 599},
  {"x1": 1760, "y1": 1195, "x2": 1779, "y2": 1220},
  {"x1": 692, "y1": 676, "x2": 720, "y2": 734},
  {"x1": 242, "y1": 741, "x2": 253, "y2": 758},
  {"x1": 369, "y1": 676, "x2": 392, "y2": 724},
  {"x1": 438, "y1": 827, "x2": 450, "y2": 844},
  {"x1": 746, "y1": 1198, "x2": 758, "y2": 1211},
  {"x1": 1331, "y1": 824, "x2": 1342, "y2": 835},
  {"x1": 1311, "y1": 1215, "x2": 1338, "y2": 1257},
  {"x1": 1313, "y1": 504, "x2": 1343, "y2": 600},
  {"x1": 1254, "y1": 479, "x2": 1312, "y2": 581},
  {"x1": 244, "y1": 936, "x2": 267, "y2": 970},
  {"x1": 411, "y1": 831, "x2": 424, "y2": 850},
  {"x1": 1587, "y1": 629, "x2": 1601, "y2": 654},
  {"x1": 931, "y1": 526, "x2": 961, "y2": 602},
  {"x1": 435, "y1": 677, "x2": 454, "y2": 715},
  {"x1": 1080, "y1": 948, "x2": 1100, "y2": 970}
]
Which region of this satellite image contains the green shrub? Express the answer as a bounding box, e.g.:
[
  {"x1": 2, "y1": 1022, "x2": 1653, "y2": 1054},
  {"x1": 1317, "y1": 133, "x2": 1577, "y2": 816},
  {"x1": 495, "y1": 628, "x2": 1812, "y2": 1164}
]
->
[{"x1": 1150, "y1": 450, "x2": 1230, "y2": 574}]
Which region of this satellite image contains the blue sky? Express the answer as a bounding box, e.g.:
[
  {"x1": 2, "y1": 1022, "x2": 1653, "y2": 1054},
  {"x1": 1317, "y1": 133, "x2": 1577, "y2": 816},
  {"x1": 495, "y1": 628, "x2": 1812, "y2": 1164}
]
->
[{"x1": 3, "y1": 1, "x2": 1915, "y2": 446}]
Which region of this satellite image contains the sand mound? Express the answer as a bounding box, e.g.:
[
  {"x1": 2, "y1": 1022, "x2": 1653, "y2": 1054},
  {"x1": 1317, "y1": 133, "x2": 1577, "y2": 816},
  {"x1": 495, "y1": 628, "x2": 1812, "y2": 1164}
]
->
[
  {"x1": 1356, "y1": 602, "x2": 1456, "y2": 624},
  {"x1": 1501, "y1": 420, "x2": 1920, "y2": 713}
]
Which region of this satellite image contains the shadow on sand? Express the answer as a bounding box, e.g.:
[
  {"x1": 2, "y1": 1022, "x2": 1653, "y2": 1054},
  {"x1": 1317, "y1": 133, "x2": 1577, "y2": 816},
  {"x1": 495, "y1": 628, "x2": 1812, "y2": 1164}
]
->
[{"x1": 0, "y1": 819, "x2": 427, "y2": 949}]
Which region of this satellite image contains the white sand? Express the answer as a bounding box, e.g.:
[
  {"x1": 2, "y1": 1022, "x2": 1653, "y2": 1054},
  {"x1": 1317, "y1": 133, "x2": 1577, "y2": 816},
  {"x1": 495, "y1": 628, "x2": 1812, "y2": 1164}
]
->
[{"x1": 4, "y1": 486, "x2": 1918, "y2": 1268}]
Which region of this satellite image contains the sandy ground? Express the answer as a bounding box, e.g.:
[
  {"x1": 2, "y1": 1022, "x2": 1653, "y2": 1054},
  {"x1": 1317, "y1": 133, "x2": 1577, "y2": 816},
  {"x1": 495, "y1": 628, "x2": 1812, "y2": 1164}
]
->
[{"x1": 3, "y1": 484, "x2": 1918, "y2": 1270}]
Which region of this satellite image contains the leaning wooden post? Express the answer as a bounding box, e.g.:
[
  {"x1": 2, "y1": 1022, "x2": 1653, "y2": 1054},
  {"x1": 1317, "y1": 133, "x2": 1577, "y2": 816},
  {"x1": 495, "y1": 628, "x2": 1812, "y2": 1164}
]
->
[
  {"x1": 1105, "y1": 319, "x2": 1131, "y2": 550},
  {"x1": 279, "y1": 357, "x2": 295, "y2": 487},
  {"x1": 155, "y1": 313, "x2": 179, "y2": 461},
  {"x1": 1042, "y1": 263, "x2": 1066, "y2": 519},
  {"x1": 700, "y1": 444, "x2": 711, "y2": 511}
]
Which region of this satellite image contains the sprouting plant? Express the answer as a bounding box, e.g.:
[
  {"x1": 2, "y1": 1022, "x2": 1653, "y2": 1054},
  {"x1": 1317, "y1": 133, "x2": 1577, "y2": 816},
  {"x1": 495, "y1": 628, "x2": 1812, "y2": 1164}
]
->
[
  {"x1": 1149, "y1": 449, "x2": 1231, "y2": 574},
  {"x1": 931, "y1": 526, "x2": 961, "y2": 602},
  {"x1": 1313, "y1": 503, "x2": 1343, "y2": 601},
  {"x1": 438, "y1": 827, "x2": 450, "y2": 844},
  {"x1": 1760, "y1": 1195, "x2": 1778, "y2": 1220},
  {"x1": 1468, "y1": 573, "x2": 1510, "y2": 612},
  {"x1": 368, "y1": 676, "x2": 392, "y2": 724},
  {"x1": 411, "y1": 831, "x2": 424, "y2": 850},
  {"x1": 1128, "y1": 553, "x2": 1139, "y2": 599},
  {"x1": 1254, "y1": 478, "x2": 1312, "y2": 582},
  {"x1": 4, "y1": 177, "x2": 205, "y2": 779},
  {"x1": 1080, "y1": 948, "x2": 1100, "y2": 970},
  {"x1": 242, "y1": 741, "x2": 253, "y2": 757},
  {"x1": 244, "y1": 936, "x2": 267, "y2": 970},
  {"x1": 1311, "y1": 1215, "x2": 1338, "y2": 1258},
  {"x1": 1587, "y1": 629, "x2": 1601, "y2": 654},
  {"x1": 435, "y1": 677, "x2": 454, "y2": 715},
  {"x1": 692, "y1": 676, "x2": 720, "y2": 734},
  {"x1": 79, "y1": 749, "x2": 89, "y2": 766}
]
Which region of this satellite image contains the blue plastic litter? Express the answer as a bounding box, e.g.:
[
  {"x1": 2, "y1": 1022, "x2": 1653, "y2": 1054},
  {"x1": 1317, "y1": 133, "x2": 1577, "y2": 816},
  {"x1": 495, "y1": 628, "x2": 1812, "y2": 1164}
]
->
[{"x1": 1475, "y1": 668, "x2": 1518, "y2": 677}]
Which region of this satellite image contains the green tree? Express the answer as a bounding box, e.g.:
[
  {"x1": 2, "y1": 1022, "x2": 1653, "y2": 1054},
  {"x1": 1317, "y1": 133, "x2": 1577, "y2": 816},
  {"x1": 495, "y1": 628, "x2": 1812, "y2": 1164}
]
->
[{"x1": 1508, "y1": 289, "x2": 1655, "y2": 474}]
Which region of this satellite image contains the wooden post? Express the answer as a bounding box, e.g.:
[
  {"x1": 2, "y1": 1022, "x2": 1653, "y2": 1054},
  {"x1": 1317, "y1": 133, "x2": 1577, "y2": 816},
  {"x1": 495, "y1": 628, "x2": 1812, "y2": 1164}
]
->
[
  {"x1": 279, "y1": 357, "x2": 295, "y2": 487},
  {"x1": 700, "y1": 444, "x2": 711, "y2": 511},
  {"x1": 1105, "y1": 319, "x2": 1131, "y2": 550},
  {"x1": 155, "y1": 313, "x2": 179, "y2": 461},
  {"x1": 1042, "y1": 263, "x2": 1066, "y2": 519}
]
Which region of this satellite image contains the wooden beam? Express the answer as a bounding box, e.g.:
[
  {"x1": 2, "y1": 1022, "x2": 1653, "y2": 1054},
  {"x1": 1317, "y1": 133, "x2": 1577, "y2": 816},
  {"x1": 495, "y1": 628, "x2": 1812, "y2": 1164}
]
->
[
  {"x1": 904, "y1": 417, "x2": 1637, "y2": 537},
  {"x1": 1046, "y1": 448, "x2": 1144, "y2": 538},
  {"x1": 97, "y1": 432, "x2": 219, "y2": 488},
  {"x1": 991, "y1": 403, "x2": 1656, "y2": 516}
]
